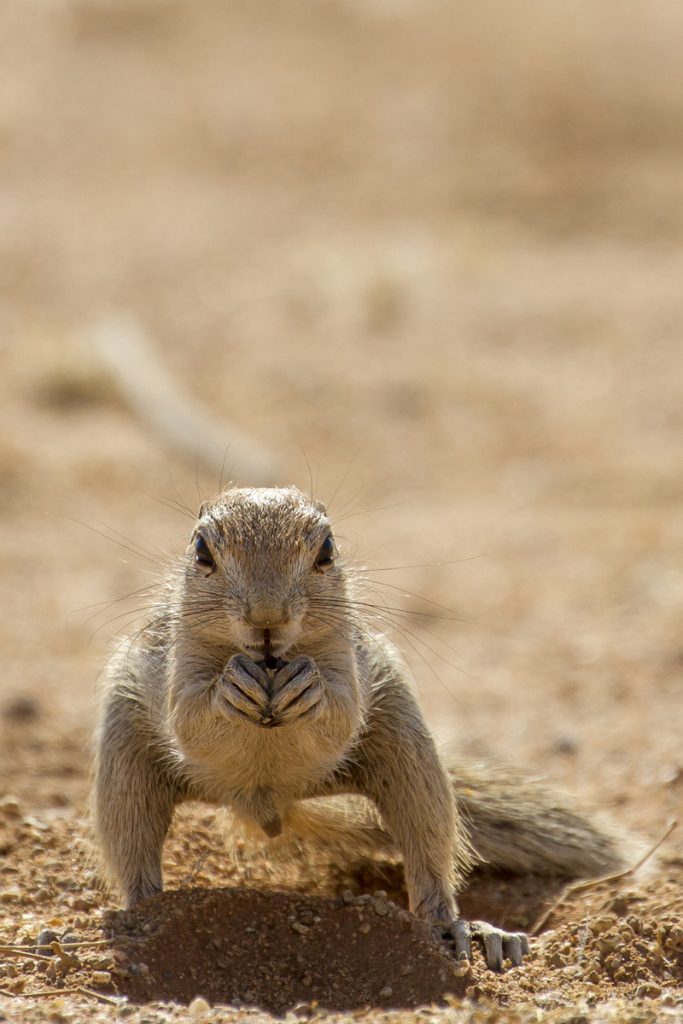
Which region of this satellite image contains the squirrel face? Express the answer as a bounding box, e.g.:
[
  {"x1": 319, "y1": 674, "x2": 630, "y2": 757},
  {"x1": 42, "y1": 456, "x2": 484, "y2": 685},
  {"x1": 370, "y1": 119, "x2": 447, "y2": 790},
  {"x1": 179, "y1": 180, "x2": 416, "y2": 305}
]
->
[{"x1": 181, "y1": 486, "x2": 344, "y2": 659}]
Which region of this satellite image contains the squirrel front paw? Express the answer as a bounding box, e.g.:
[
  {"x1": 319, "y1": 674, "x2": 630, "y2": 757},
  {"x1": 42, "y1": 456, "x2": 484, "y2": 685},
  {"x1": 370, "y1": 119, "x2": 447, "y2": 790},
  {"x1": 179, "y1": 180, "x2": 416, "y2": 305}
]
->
[
  {"x1": 266, "y1": 655, "x2": 324, "y2": 727},
  {"x1": 214, "y1": 654, "x2": 271, "y2": 725},
  {"x1": 214, "y1": 654, "x2": 324, "y2": 728}
]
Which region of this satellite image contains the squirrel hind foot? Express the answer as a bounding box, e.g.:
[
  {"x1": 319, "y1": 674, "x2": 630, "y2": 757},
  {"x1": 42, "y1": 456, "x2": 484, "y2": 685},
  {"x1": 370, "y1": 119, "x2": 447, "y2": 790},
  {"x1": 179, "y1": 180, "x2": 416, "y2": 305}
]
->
[{"x1": 440, "y1": 918, "x2": 530, "y2": 972}]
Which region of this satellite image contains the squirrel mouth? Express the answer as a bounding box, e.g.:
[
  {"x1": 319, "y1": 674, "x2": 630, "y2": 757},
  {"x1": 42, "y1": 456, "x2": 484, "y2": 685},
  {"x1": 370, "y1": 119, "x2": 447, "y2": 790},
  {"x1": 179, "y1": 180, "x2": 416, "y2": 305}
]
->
[
  {"x1": 264, "y1": 653, "x2": 281, "y2": 670},
  {"x1": 258, "y1": 655, "x2": 288, "y2": 673},
  {"x1": 254, "y1": 628, "x2": 288, "y2": 672}
]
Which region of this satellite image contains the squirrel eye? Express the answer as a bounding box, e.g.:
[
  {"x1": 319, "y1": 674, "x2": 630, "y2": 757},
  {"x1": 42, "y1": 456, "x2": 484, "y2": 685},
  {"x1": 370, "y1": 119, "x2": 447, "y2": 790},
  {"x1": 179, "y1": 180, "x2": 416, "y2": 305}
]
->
[
  {"x1": 194, "y1": 534, "x2": 216, "y2": 576},
  {"x1": 314, "y1": 534, "x2": 335, "y2": 571}
]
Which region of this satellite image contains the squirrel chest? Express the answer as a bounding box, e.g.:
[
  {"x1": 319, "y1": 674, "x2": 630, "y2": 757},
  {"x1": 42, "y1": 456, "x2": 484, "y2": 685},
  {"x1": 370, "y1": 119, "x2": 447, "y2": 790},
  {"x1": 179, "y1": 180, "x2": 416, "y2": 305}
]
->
[{"x1": 173, "y1": 715, "x2": 346, "y2": 829}]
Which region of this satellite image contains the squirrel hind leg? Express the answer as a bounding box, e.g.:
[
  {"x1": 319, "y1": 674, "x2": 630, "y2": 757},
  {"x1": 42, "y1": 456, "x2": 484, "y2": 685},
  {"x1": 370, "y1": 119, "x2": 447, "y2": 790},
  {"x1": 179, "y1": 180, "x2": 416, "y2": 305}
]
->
[{"x1": 282, "y1": 797, "x2": 398, "y2": 858}]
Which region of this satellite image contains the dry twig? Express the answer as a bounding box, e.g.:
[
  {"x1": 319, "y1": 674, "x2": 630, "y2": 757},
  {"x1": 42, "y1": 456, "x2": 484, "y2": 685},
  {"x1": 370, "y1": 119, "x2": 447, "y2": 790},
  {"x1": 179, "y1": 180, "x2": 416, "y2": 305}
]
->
[
  {"x1": 530, "y1": 818, "x2": 677, "y2": 935},
  {"x1": 0, "y1": 938, "x2": 113, "y2": 952},
  {"x1": 0, "y1": 946, "x2": 53, "y2": 962},
  {"x1": 0, "y1": 985, "x2": 118, "y2": 1006}
]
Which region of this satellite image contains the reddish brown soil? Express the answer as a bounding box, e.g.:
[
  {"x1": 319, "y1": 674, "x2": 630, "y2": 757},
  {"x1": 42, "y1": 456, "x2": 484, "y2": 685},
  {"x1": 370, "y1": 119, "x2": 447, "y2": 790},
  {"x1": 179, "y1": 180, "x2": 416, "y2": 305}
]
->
[
  {"x1": 0, "y1": 789, "x2": 681, "y2": 1020},
  {"x1": 1, "y1": 1, "x2": 682, "y2": 1022},
  {"x1": 106, "y1": 889, "x2": 469, "y2": 1013}
]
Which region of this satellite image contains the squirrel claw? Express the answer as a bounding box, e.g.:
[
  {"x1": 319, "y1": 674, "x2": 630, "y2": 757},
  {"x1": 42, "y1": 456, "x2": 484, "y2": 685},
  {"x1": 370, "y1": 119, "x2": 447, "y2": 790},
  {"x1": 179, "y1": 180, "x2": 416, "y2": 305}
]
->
[
  {"x1": 268, "y1": 656, "x2": 323, "y2": 724},
  {"x1": 470, "y1": 920, "x2": 529, "y2": 970},
  {"x1": 215, "y1": 655, "x2": 271, "y2": 723},
  {"x1": 445, "y1": 920, "x2": 529, "y2": 971},
  {"x1": 451, "y1": 919, "x2": 471, "y2": 961}
]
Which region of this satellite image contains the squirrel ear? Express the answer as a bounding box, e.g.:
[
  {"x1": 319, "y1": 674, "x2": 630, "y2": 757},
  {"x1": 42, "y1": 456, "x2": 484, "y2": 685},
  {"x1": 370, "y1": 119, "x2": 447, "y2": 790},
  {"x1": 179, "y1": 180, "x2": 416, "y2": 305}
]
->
[
  {"x1": 313, "y1": 499, "x2": 327, "y2": 515},
  {"x1": 198, "y1": 500, "x2": 210, "y2": 518}
]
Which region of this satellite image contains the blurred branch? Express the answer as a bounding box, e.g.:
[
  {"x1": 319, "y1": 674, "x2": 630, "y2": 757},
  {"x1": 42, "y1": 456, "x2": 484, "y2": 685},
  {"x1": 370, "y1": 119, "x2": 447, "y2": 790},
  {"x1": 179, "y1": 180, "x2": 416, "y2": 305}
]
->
[{"x1": 91, "y1": 314, "x2": 277, "y2": 487}]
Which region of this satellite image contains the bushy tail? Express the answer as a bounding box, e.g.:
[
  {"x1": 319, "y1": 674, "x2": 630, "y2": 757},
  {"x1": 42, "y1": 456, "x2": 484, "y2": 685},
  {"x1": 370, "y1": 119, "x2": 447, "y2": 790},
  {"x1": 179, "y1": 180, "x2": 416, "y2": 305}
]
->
[
  {"x1": 279, "y1": 761, "x2": 634, "y2": 880},
  {"x1": 448, "y1": 760, "x2": 632, "y2": 877}
]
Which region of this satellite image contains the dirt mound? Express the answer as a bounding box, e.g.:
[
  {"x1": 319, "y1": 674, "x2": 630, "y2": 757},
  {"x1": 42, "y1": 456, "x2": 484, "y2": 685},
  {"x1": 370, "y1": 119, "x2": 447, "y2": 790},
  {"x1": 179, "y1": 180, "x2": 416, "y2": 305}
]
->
[{"x1": 106, "y1": 888, "x2": 469, "y2": 1014}]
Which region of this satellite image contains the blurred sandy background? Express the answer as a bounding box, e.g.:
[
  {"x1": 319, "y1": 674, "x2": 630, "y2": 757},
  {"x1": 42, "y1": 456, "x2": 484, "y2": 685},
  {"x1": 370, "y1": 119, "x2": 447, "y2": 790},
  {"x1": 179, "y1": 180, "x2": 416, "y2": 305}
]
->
[{"x1": 0, "y1": 0, "x2": 681, "y2": 844}]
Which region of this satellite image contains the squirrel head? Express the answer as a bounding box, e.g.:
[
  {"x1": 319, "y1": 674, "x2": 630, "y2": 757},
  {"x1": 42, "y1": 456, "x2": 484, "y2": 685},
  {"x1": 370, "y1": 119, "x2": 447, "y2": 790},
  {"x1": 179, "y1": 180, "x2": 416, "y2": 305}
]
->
[{"x1": 180, "y1": 486, "x2": 345, "y2": 660}]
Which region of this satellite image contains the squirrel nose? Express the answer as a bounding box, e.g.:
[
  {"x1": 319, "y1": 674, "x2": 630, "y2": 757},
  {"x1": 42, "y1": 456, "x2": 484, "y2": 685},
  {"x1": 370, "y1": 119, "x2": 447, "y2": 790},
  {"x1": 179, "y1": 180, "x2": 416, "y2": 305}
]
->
[{"x1": 244, "y1": 603, "x2": 290, "y2": 629}]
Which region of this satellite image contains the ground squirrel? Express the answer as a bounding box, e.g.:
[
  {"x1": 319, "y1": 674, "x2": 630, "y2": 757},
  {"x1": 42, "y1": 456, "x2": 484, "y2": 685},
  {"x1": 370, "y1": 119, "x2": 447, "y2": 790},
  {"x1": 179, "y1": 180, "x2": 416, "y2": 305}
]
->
[{"x1": 94, "y1": 486, "x2": 629, "y2": 971}]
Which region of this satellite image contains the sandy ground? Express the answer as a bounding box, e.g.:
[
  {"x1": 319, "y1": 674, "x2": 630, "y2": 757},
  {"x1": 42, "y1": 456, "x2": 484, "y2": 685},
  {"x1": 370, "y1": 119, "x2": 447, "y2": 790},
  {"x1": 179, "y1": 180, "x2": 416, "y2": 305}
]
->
[{"x1": 0, "y1": 1, "x2": 682, "y2": 1021}]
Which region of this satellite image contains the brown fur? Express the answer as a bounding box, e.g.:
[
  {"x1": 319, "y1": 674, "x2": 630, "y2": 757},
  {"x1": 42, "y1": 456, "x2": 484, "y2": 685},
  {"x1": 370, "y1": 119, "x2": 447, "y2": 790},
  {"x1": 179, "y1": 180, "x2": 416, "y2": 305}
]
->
[{"x1": 93, "y1": 486, "x2": 628, "y2": 946}]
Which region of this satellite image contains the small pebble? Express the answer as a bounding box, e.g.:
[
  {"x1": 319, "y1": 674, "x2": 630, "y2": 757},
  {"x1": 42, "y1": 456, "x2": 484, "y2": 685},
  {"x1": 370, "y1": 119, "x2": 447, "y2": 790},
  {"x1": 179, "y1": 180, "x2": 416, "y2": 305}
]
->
[
  {"x1": 379, "y1": 985, "x2": 393, "y2": 999},
  {"x1": 35, "y1": 929, "x2": 60, "y2": 953},
  {"x1": 127, "y1": 962, "x2": 149, "y2": 976},
  {"x1": 0, "y1": 887, "x2": 22, "y2": 903},
  {"x1": 188, "y1": 995, "x2": 212, "y2": 1018},
  {"x1": 597, "y1": 934, "x2": 619, "y2": 954},
  {"x1": 23, "y1": 815, "x2": 49, "y2": 831},
  {"x1": 636, "y1": 983, "x2": 662, "y2": 999},
  {"x1": 70, "y1": 897, "x2": 91, "y2": 912},
  {"x1": 593, "y1": 915, "x2": 617, "y2": 934},
  {"x1": 0, "y1": 795, "x2": 22, "y2": 819},
  {"x1": 373, "y1": 900, "x2": 389, "y2": 917}
]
